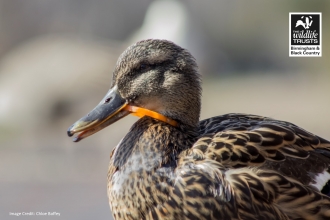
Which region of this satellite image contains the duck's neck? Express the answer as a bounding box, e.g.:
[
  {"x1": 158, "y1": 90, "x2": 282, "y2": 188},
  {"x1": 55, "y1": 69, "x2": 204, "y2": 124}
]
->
[{"x1": 111, "y1": 117, "x2": 198, "y2": 171}]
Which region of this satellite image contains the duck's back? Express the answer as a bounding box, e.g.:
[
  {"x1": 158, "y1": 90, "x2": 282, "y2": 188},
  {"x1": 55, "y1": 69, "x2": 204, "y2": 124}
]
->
[
  {"x1": 188, "y1": 113, "x2": 330, "y2": 219},
  {"x1": 197, "y1": 113, "x2": 330, "y2": 180}
]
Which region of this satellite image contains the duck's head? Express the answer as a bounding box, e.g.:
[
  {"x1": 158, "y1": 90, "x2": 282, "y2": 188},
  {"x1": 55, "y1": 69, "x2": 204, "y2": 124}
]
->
[{"x1": 68, "y1": 39, "x2": 201, "y2": 142}]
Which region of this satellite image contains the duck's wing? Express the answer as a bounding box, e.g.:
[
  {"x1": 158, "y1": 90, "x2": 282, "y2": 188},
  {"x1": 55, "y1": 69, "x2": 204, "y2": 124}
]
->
[
  {"x1": 196, "y1": 113, "x2": 330, "y2": 171},
  {"x1": 174, "y1": 113, "x2": 330, "y2": 219}
]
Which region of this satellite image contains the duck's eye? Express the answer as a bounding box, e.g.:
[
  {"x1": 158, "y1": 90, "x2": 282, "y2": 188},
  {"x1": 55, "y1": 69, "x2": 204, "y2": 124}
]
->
[{"x1": 139, "y1": 64, "x2": 149, "y2": 71}]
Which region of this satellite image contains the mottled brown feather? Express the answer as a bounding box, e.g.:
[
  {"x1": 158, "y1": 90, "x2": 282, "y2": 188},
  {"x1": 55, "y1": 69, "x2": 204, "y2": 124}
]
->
[
  {"x1": 196, "y1": 114, "x2": 330, "y2": 169},
  {"x1": 108, "y1": 115, "x2": 330, "y2": 220}
]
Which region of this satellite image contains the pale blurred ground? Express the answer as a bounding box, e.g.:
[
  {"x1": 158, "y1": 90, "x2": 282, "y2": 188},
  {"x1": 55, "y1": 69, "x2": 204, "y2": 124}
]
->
[{"x1": 0, "y1": 1, "x2": 329, "y2": 220}]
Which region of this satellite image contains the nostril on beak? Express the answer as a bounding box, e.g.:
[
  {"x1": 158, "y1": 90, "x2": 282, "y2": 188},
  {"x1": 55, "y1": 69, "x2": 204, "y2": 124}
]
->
[{"x1": 104, "y1": 97, "x2": 112, "y2": 104}]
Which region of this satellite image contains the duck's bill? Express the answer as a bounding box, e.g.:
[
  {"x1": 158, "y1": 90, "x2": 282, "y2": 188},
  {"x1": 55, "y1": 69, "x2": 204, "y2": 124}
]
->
[{"x1": 67, "y1": 85, "x2": 129, "y2": 142}]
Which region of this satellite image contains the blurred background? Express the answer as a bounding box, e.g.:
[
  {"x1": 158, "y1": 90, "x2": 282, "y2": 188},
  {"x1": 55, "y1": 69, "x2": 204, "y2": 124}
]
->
[{"x1": 0, "y1": 0, "x2": 329, "y2": 219}]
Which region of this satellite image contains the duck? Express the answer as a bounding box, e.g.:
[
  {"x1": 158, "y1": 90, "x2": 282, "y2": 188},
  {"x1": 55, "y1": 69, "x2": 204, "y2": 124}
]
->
[{"x1": 67, "y1": 39, "x2": 330, "y2": 220}]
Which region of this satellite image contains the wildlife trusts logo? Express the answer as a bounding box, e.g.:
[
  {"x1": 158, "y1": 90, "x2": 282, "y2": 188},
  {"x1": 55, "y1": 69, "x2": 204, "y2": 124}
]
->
[{"x1": 289, "y1": 13, "x2": 322, "y2": 57}]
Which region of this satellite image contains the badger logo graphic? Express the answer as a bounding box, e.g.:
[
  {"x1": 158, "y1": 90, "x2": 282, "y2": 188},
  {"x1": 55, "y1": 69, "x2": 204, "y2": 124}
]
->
[{"x1": 295, "y1": 16, "x2": 313, "y2": 29}]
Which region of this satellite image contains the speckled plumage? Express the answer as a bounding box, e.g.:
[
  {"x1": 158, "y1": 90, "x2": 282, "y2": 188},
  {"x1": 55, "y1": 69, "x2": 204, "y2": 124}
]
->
[
  {"x1": 69, "y1": 39, "x2": 330, "y2": 220},
  {"x1": 108, "y1": 115, "x2": 330, "y2": 220}
]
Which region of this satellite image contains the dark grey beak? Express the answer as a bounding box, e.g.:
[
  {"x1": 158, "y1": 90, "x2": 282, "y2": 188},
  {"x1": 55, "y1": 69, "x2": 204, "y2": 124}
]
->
[{"x1": 67, "y1": 85, "x2": 129, "y2": 142}]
